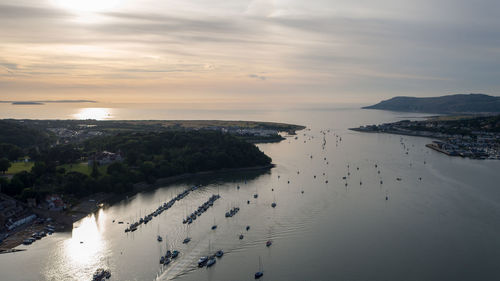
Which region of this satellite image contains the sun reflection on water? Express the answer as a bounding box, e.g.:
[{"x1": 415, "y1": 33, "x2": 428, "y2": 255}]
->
[
  {"x1": 73, "y1": 108, "x2": 112, "y2": 120},
  {"x1": 59, "y1": 210, "x2": 108, "y2": 280}
]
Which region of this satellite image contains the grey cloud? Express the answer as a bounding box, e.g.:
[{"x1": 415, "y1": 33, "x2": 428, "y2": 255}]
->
[
  {"x1": 1, "y1": 0, "x2": 499, "y2": 100},
  {"x1": 0, "y1": 4, "x2": 70, "y2": 18},
  {"x1": 0, "y1": 62, "x2": 18, "y2": 70},
  {"x1": 249, "y1": 74, "x2": 266, "y2": 80}
]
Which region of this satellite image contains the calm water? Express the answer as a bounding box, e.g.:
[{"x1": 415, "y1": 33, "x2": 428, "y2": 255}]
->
[{"x1": 1, "y1": 105, "x2": 500, "y2": 281}]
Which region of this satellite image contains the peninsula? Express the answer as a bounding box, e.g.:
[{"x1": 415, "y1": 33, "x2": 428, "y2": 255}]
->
[
  {"x1": 0, "y1": 119, "x2": 304, "y2": 251},
  {"x1": 363, "y1": 93, "x2": 500, "y2": 114}
]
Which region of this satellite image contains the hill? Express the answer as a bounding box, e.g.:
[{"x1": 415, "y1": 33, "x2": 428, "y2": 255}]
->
[{"x1": 363, "y1": 94, "x2": 500, "y2": 113}]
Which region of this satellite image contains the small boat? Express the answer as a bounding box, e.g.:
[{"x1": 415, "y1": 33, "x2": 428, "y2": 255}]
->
[
  {"x1": 246, "y1": 225, "x2": 250, "y2": 231},
  {"x1": 247, "y1": 200, "x2": 250, "y2": 204},
  {"x1": 266, "y1": 240, "x2": 272, "y2": 247},
  {"x1": 253, "y1": 194, "x2": 258, "y2": 198},
  {"x1": 211, "y1": 224, "x2": 217, "y2": 230},
  {"x1": 183, "y1": 237, "x2": 191, "y2": 244},
  {"x1": 215, "y1": 250, "x2": 224, "y2": 257},
  {"x1": 22, "y1": 239, "x2": 33, "y2": 245},
  {"x1": 271, "y1": 202, "x2": 276, "y2": 208},
  {"x1": 92, "y1": 268, "x2": 111, "y2": 281},
  {"x1": 172, "y1": 250, "x2": 180, "y2": 258},
  {"x1": 198, "y1": 256, "x2": 208, "y2": 267},
  {"x1": 157, "y1": 235, "x2": 163, "y2": 242},
  {"x1": 239, "y1": 234, "x2": 244, "y2": 240},
  {"x1": 255, "y1": 257, "x2": 264, "y2": 279},
  {"x1": 164, "y1": 258, "x2": 171, "y2": 265},
  {"x1": 206, "y1": 257, "x2": 216, "y2": 267},
  {"x1": 160, "y1": 256, "x2": 165, "y2": 264}
]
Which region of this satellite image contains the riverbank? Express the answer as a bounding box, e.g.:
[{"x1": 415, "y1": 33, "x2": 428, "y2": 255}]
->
[
  {"x1": 0, "y1": 164, "x2": 274, "y2": 252},
  {"x1": 350, "y1": 118, "x2": 500, "y2": 160},
  {"x1": 133, "y1": 164, "x2": 275, "y2": 191}
]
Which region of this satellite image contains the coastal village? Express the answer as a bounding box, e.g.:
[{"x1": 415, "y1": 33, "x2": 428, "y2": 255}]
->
[
  {"x1": 25, "y1": 119, "x2": 300, "y2": 144},
  {"x1": 351, "y1": 117, "x2": 500, "y2": 159}
]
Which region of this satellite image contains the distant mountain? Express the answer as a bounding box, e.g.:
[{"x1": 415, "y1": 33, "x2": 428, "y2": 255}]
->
[{"x1": 363, "y1": 94, "x2": 500, "y2": 113}]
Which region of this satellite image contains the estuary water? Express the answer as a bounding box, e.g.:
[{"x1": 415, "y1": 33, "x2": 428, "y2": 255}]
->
[{"x1": 1, "y1": 105, "x2": 499, "y2": 281}]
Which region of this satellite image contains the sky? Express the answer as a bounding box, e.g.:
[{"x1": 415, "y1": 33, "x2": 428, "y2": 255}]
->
[{"x1": 0, "y1": 0, "x2": 499, "y2": 106}]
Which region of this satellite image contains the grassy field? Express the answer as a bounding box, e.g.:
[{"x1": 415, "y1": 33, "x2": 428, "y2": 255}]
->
[
  {"x1": 59, "y1": 162, "x2": 108, "y2": 176},
  {"x1": 6, "y1": 162, "x2": 108, "y2": 176},
  {"x1": 6, "y1": 161, "x2": 34, "y2": 174}
]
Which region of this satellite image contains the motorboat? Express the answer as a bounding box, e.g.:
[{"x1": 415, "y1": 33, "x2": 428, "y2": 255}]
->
[
  {"x1": 206, "y1": 257, "x2": 216, "y2": 267},
  {"x1": 215, "y1": 250, "x2": 224, "y2": 257},
  {"x1": 198, "y1": 256, "x2": 208, "y2": 267}
]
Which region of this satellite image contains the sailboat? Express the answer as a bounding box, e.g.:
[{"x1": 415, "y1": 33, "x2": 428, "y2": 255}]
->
[
  {"x1": 266, "y1": 226, "x2": 273, "y2": 247},
  {"x1": 157, "y1": 225, "x2": 162, "y2": 242},
  {"x1": 215, "y1": 249, "x2": 224, "y2": 257},
  {"x1": 211, "y1": 217, "x2": 217, "y2": 230},
  {"x1": 207, "y1": 256, "x2": 216, "y2": 267},
  {"x1": 254, "y1": 257, "x2": 264, "y2": 279},
  {"x1": 183, "y1": 225, "x2": 191, "y2": 244},
  {"x1": 206, "y1": 240, "x2": 216, "y2": 267}
]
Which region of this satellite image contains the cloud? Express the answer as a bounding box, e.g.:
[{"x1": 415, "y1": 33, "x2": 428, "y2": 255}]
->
[
  {"x1": 0, "y1": 100, "x2": 97, "y2": 105},
  {"x1": 0, "y1": 0, "x2": 499, "y2": 103},
  {"x1": 248, "y1": 74, "x2": 267, "y2": 80}
]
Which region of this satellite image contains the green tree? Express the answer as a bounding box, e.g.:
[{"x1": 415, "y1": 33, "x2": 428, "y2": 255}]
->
[
  {"x1": 91, "y1": 160, "x2": 100, "y2": 178},
  {"x1": 0, "y1": 158, "x2": 11, "y2": 174}
]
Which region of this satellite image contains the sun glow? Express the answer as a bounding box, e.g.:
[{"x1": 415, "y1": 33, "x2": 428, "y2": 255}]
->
[
  {"x1": 74, "y1": 108, "x2": 112, "y2": 120},
  {"x1": 65, "y1": 212, "x2": 107, "y2": 266},
  {"x1": 53, "y1": 0, "x2": 121, "y2": 12}
]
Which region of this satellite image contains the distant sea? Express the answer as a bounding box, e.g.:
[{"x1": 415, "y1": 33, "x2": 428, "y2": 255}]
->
[{"x1": 0, "y1": 102, "x2": 370, "y2": 121}]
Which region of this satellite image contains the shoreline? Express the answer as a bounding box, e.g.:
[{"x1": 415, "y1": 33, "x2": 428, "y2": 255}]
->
[
  {"x1": 132, "y1": 164, "x2": 275, "y2": 191},
  {"x1": 349, "y1": 127, "x2": 444, "y2": 139},
  {"x1": 350, "y1": 127, "x2": 500, "y2": 160},
  {"x1": 0, "y1": 164, "x2": 274, "y2": 253}
]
